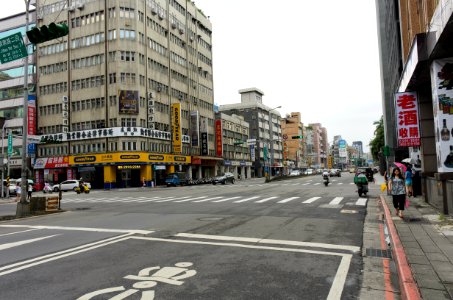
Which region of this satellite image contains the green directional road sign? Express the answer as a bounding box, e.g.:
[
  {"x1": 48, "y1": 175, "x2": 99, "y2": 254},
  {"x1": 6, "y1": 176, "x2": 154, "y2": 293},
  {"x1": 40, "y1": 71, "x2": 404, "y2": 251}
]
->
[
  {"x1": 0, "y1": 32, "x2": 28, "y2": 64},
  {"x1": 7, "y1": 132, "x2": 12, "y2": 156}
]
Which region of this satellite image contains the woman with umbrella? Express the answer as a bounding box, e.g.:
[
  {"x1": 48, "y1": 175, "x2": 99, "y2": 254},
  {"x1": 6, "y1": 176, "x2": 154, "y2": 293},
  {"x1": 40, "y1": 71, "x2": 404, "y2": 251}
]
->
[{"x1": 388, "y1": 166, "x2": 406, "y2": 218}]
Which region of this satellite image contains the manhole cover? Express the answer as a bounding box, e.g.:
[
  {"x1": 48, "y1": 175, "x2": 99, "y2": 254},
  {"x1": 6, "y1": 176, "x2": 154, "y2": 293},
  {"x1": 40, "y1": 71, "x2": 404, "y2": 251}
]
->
[{"x1": 198, "y1": 217, "x2": 224, "y2": 221}]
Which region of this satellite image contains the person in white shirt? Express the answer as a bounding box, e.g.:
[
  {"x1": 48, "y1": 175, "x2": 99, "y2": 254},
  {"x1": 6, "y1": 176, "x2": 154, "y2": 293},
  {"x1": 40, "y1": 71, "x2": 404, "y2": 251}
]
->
[{"x1": 15, "y1": 183, "x2": 21, "y2": 202}]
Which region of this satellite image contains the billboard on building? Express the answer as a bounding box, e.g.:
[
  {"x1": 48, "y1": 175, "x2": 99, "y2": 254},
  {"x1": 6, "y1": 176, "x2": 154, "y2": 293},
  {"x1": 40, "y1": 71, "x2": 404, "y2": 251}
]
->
[
  {"x1": 200, "y1": 117, "x2": 208, "y2": 156},
  {"x1": 119, "y1": 90, "x2": 139, "y2": 114},
  {"x1": 28, "y1": 95, "x2": 36, "y2": 135},
  {"x1": 190, "y1": 111, "x2": 199, "y2": 147},
  {"x1": 394, "y1": 91, "x2": 421, "y2": 147},
  {"x1": 431, "y1": 59, "x2": 453, "y2": 172},
  {"x1": 171, "y1": 103, "x2": 182, "y2": 154},
  {"x1": 215, "y1": 119, "x2": 222, "y2": 157}
]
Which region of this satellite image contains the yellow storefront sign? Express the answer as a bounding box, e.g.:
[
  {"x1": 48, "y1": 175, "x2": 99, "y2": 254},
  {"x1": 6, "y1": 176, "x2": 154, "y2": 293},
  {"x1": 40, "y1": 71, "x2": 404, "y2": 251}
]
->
[{"x1": 70, "y1": 152, "x2": 191, "y2": 165}]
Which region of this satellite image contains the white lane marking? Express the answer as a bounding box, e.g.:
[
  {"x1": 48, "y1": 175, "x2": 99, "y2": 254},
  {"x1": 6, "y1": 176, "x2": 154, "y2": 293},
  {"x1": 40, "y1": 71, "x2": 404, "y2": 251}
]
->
[
  {"x1": 0, "y1": 234, "x2": 132, "y2": 277},
  {"x1": 313, "y1": 183, "x2": 321, "y2": 185},
  {"x1": 175, "y1": 233, "x2": 360, "y2": 253},
  {"x1": 350, "y1": 183, "x2": 355, "y2": 185},
  {"x1": 174, "y1": 196, "x2": 207, "y2": 203},
  {"x1": 254, "y1": 196, "x2": 278, "y2": 203},
  {"x1": 0, "y1": 229, "x2": 40, "y2": 237},
  {"x1": 0, "y1": 235, "x2": 59, "y2": 251},
  {"x1": 153, "y1": 197, "x2": 178, "y2": 203},
  {"x1": 337, "y1": 183, "x2": 343, "y2": 185},
  {"x1": 327, "y1": 255, "x2": 352, "y2": 300},
  {"x1": 302, "y1": 183, "x2": 310, "y2": 186},
  {"x1": 0, "y1": 225, "x2": 152, "y2": 235},
  {"x1": 277, "y1": 197, "x2": 300, "y2": 203},
  {"x1": 329, "y1": 197, "x2": 344, "y2": 205},
  {"x1": 233, "y1": 196, "x2": 260, "y2": 203},
  {"x1": 355, "y1": 198, "x2": 368, "y2": 206},
  {"x1": 303, "y1": 197, "x2": 321, "y2": 203},
  {"x1": 212, "y1": 196, "x2": 241, "y2": 203},
  {"x1": 193, "y1": 196, "x2": 223, "y2": 203}
]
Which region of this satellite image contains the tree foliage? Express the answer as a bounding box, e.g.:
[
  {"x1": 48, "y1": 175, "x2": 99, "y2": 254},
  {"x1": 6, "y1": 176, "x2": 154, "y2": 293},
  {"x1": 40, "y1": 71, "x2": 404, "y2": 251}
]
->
[{"x1": 369, "y1": 116, "x2": 385, "y2": 161}]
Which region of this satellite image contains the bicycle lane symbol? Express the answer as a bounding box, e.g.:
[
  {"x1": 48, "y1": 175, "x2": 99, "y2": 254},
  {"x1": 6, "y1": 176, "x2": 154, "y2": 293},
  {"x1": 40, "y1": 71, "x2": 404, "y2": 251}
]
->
[{"x1": 77, "y1": 262, "x2": 197, "y2": 300}]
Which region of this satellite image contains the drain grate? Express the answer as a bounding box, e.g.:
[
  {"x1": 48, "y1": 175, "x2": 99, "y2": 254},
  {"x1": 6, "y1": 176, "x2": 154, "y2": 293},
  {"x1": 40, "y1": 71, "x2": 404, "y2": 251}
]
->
[{"x1": 366, "y1": 248, "x2": 392, "y2": 258}]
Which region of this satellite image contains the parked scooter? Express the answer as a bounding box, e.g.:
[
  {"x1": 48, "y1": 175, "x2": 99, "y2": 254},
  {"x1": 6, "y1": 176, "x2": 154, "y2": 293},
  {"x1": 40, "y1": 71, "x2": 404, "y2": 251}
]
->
[{"x1": 43, "y1": 182, "x2": 53, "y2": 193}]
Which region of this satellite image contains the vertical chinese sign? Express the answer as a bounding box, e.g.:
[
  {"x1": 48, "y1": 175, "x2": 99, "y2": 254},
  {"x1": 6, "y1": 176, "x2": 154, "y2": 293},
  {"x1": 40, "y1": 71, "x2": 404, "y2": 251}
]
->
[
  {"x1": 394, "y1": 92, "x2": 421, "y2": 148},
  {"x1": 171, "y1": 103, "x2": 182, "y2": 154},
  {"x1": 28, "y1": 95, "x2": 36, "y2": 135},
  {"x1": 200, "y1": 117, "x2": 208, "y2": 156},
  {"x1": 431, "y1": 59, "x2": 453, "y2": 172},
  {"x1": 215, "y1": 119, "x2": 222, "y2": 157},
  {"x1": 190, "y1": 111, "x2": 199, "y2": 147}
]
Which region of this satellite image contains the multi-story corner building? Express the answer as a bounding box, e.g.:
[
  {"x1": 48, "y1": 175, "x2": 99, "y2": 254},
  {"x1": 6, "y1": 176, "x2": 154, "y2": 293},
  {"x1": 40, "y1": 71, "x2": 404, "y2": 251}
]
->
[
  {"x1": 281, "y1": 112, "x2": 304, "y2": 169},
  {"x1": 0, "y1": 10, "x2": 36, "y2": 178},
  {"x1": 33, "y1": 0, "x2": 215, "y2": 188},
  {"x1": 219, "y1": 88, "x2": 282, "y2": 178},
  {"x1": 376, "y1": 0, "x2": 453, "y2": 213},
  {"x1": 308, "y1": 123, "x2": 328, "y2": 168},
  {"x1": 215, "y1": 112, "x2": 252, "y2": 179}
]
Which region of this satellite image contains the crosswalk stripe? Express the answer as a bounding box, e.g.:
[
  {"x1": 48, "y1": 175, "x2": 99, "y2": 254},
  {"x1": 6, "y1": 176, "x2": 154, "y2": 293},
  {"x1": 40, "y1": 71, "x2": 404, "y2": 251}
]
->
[
  {"x1": 329, "y1": 197, "x2": 344, "y2": 205},
  {"x1": 302, "y1": 183, "x2": 310, "y2": 186},
  {"x1": 193, "y1": 196, "x2": 224, "y2": 203},
  {"x1": 313, "y1": 183, "x2": 321, "y2": 185},
  {"x1": 174, "y1": 196, "x2": 206, "y2": 202},
  {"x1": 233, "y1": 196, "x2": 260, "y2": 203},
  {"x1": 212, "y1": 196, "x2": 241, "y2": 203},
  {"x1": 255, "y1": 196, "x2": 278, "y2": 203},
  {"x1": 277, "y1": 197, "x2": 300, "y2": 203},
  {"x1": 337, "y1": 183, "x2": 343, "y2": 185},
  {"x1": 153, "y1": 197, "x2": 178, "y2": 202},
  {"x1": 355, "y1": 198, "x2": 367, "y2": 206},
  {"x1": 303, "y1": 197, "x2": 321, "y2": 203}
]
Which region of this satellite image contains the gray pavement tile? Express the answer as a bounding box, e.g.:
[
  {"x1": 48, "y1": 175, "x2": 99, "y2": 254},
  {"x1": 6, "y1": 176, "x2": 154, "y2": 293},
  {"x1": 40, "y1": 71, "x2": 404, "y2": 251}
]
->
[
  {"x1": 407, "y1": 254, "x2": 431, "y2": 265},
  {"x1": 410, "y1": 263, "x2": 438, "y2": 276},
  {"x1": 426, "y1": 252, "x2": 450, "y2": 262},
  {"x1": 401, "y1": 241, "x2": 420, "y2": 248},
  {"x1": 399, "y1": 235, "x2": 417, "y2": 242},
  {"x1": 444, "y1": 283, "x2": 453, "y2": 299},
  {"x1": 416, "y1": 276, "x2": 446, "y2": 290},
  {"x1": 405, "y1": 247, "x2": 425, "y2": 256},
  {"x1": 420, "y1": 287, "x2": 451, "y2": 300},
  {"x1": 438, "y1": 271, "x2": 453, "y2": 283}
]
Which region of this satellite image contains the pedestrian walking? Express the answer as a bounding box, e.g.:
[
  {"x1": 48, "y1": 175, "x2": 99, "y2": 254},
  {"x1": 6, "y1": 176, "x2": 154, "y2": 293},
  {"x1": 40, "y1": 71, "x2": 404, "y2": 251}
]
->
[
  {"x1": 388, "y1": 167, "x2": 406, "y2": 218},
  {"x1": 27, "y1": 182, "x2": 33, "y2": 200},
  {"x1": 405, "y1": 165, "x2": 413, "y2": 197},
  {"x1": 15, "y1": 183, "x2": 21, "y2": 202}
]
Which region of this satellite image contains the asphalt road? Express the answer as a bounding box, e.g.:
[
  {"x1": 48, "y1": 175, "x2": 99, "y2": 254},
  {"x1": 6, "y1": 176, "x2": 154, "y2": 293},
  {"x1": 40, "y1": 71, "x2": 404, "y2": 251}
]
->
[{"x1": 0, "y1": 172, "x2": 380, "y2": 299}]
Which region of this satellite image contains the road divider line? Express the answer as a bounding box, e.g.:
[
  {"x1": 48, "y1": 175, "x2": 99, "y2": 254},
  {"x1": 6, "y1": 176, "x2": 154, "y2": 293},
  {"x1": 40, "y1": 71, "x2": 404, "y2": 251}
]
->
[
  {"x1": 255, "y1": 196, "x2": 278, "y2": 203},
  {"x1": 0, "y1": 235, "x2": 59, "y2": 251},
  {"x1": 277, "y1": 197, "x2": 300, "y2": 203},
  {"x1": 329, "y1": 197, "x2": 344, "y2": 205},
  {"x1": 303, "y1": 197, "x2": 321, "y2": 203}
]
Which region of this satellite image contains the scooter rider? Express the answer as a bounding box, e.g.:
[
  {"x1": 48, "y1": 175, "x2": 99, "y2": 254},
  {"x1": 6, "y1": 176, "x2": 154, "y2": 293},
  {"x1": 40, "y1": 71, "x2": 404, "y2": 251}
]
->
[{"x1": 322, "y1": 170, "x2": 330, "y2": 184}]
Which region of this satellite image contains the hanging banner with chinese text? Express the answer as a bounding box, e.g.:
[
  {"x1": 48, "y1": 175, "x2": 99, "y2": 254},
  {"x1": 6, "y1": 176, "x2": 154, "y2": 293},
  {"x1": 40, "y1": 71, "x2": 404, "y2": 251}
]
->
[
  {"x1": 215, "y1": 119, "x2": 222, "y2": 157},
  {"x1": 394, "y1": 91, "x2": 421, "y2": 147},
  {"x1": 431, "y1": 59, "x2": 453, "y2": 172},
  {"x1": 171, "y1": 103, "x2": 182, "y2": 154},
  {"x1": 190, "y1": 110, "x2": 199, "y2": 147}
]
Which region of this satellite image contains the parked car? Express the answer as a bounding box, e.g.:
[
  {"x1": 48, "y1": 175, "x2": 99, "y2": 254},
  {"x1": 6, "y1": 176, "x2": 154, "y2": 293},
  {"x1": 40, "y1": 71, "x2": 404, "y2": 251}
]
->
[
  {"x1": 289, "y1": 170, "x2": 301, "y2": 176},
  {"x1": 212, "y1": 172, "x2": 235, "y2": 185},
  {"x1": 304, "y1": 169, "x2": 314, "y2": 175},
  {"x1": 165, "y1": 172, "x2": 188, "y2": 187},
  {"x1": 329, "y1": 169, "x2": 341, "y2": 177},
  {"x1": 52, "y1": 180, "x2": 91, "y2": 192}
]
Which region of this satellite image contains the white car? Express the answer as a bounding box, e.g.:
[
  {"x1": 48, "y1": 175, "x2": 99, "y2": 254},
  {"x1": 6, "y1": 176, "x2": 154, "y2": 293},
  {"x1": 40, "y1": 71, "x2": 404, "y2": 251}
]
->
[
  {"x1": 52, "y1": 180, "x2": 91, "y2": 192},
  {"x1": 304, "y1": 169, "x2": 314, "y2": 175},
  {"x1": 289, "y1": 170, "x2": 301, "y2": 176}
]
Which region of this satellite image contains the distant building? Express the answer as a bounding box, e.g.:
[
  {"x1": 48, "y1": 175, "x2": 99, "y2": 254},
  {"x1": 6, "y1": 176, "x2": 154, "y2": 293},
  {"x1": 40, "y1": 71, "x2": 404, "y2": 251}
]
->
[
  {"x1": 219, "y1": 88, "x2": 282, "y2": 177},
  {"x1": 309, "y1": 123, "x2": 328, "y2": 168},
  {"x1": 281, "y1": 112, "x2": 304, "y2": 169}
]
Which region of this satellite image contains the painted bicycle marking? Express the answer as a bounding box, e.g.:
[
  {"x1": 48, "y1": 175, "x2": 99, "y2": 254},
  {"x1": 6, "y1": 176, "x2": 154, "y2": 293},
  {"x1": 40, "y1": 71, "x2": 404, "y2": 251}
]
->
[{"x1": 77, "y1": 262, "x2": 197, "y2": 300}]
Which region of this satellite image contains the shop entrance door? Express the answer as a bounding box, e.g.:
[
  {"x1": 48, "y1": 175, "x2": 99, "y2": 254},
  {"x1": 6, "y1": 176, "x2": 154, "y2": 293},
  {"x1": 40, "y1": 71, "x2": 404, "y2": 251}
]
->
[{"x1": 121, "y1": 169, "x2": 131, "y2": 188}]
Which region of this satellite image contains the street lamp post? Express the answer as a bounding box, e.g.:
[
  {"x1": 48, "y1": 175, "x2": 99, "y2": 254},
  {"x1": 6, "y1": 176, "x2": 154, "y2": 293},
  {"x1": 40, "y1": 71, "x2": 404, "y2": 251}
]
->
[{"x1": 266, "y1": 106, "x2": 281, "y2": 180}]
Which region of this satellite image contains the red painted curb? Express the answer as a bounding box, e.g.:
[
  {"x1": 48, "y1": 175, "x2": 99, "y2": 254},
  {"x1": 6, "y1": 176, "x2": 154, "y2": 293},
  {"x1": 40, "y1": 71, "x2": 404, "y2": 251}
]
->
[{"x1": 380, "y1": 195, "x2": 421, "y2": 300}]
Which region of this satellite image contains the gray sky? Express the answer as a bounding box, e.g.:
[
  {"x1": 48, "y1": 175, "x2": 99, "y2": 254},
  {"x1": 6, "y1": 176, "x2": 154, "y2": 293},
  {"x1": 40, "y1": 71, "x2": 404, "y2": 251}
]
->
[{"x1": 1, "y1": 0, "x2": 383, "y2": 152}]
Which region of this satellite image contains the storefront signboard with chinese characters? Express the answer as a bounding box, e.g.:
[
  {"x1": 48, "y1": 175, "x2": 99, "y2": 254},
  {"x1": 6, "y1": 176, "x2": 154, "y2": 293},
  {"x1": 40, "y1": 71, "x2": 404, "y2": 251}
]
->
[
  {"x1": 394, "y1": 91, "x2": 421, "y2": 147},
  {"x1": 431, "y1": 58, "x2": 453, "y2": 172}
]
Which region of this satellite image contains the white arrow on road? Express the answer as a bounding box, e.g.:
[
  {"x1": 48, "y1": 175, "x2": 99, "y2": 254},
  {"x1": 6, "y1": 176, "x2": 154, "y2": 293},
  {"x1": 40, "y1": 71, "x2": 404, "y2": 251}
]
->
[{"x1": 0, "y1": 235, "x2": 59, "y2": 251}]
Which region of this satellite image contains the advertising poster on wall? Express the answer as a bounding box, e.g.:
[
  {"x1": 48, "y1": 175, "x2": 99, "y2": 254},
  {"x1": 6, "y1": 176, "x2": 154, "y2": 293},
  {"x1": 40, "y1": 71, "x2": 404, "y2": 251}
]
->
[
  {"x1": 190, "y1": 111, "x2": 199, "y2": 147},
  {"x1": 171, "y1": 103, "x2": 182, "y2": 154},
  {"x1": 431, "y1": 59, "x2": 453, "y2": 172},
  {"x1": 119, "y1": 90, "x2": 139, "y2": 114},
  {"x1": 394, "y1": 91, "x2": 421, "y2": 147}
]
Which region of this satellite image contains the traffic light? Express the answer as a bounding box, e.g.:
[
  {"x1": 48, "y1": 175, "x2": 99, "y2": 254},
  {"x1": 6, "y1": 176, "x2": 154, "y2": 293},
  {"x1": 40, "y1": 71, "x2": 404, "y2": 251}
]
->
[
  {"x1": 26, "y1": 23, "x2": 69, "y2": 44},
  {"x1": 292, "y1": 135, "x2": 303, "y2": 139}
]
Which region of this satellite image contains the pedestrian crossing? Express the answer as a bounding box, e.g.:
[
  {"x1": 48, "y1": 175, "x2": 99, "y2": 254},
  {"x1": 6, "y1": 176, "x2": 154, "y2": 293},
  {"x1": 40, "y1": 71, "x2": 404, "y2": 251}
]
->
[
  {"x1": 185, "y1": 181, "x2": 357, "y2": 188},
  {"x1": 61, "y1": 195, "x2": 368, "y2": 208}
]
